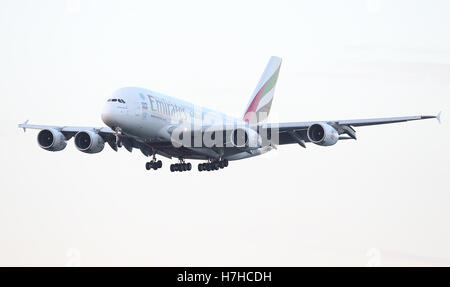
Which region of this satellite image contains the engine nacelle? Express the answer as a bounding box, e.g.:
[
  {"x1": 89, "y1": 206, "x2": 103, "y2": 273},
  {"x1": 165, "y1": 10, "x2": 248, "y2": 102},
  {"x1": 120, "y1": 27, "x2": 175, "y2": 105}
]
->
[
  {"x1": 37, "y1": 129, "x2": 67, "y2": 151},
  {"x1": 74, "y1": 131, "x2": 105, "y2": 153},
  {"x1": 307, "y1": 123, "x2": 339, "y2": 146},
  {"x1": 230, "y1": 128, "x2": 261, "y2": 148}
]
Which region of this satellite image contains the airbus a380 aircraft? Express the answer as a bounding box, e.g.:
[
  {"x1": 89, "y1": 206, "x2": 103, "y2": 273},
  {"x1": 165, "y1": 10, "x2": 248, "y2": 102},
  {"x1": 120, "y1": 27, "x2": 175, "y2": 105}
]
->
[{"x1": 19, "y1": 57, "x2": 440, "y2": 172}]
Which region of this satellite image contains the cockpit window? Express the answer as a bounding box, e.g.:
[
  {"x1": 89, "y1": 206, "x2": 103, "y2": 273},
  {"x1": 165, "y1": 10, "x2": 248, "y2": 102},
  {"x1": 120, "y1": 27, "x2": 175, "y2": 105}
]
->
[{"x1": 108, "y1": 98, "x2": 126, "y2": 103}]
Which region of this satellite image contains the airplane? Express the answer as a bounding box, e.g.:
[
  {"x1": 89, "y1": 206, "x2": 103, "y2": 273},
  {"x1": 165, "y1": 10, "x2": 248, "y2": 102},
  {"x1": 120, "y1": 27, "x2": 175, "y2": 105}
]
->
[{"x1": 18, "y1": 56, "x2": 441, "y2": 172}]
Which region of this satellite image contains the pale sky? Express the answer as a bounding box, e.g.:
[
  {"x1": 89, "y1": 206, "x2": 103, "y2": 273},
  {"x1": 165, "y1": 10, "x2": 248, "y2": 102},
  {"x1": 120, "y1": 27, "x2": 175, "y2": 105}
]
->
[{"x1": 1, "y1": 0, "x2": 449, "y2": 266}]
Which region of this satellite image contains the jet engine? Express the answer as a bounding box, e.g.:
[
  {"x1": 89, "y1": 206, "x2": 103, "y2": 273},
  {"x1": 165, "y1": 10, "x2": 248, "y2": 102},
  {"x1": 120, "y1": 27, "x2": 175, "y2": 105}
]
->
[
  {"x1": 307, "y1": 123, "x2": 339, "y2": 146},
  {"x1": 230, "y1": 128, "x2": 261, "y2": 148},
  {"x1": 74, "y1": 131, "x2": 105, "y2": 153},
  {"x1": 37, "y1": 129, "x2": 67, "y2": 151}
]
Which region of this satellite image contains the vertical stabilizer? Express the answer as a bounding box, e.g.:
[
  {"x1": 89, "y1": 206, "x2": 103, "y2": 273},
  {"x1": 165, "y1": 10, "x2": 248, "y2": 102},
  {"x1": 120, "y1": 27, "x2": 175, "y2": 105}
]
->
[{"x1": 242, "y1": 56, "x2": 282, "y2": 123}]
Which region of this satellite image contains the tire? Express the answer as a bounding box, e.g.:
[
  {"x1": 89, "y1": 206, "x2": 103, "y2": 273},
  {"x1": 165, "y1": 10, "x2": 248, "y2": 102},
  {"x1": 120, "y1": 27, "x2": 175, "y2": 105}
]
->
[
  {"x1": 157, "y1": 160, "x2": 162, "y2": 168},
  {"x1": 198, "y1": 164, "x2": 203, "y2": 172},
  {"x1": 170, "y1": 164, "x2": 175, "y2": 172},
  {"x1": 187, "y1": 163, "x2": 192, "y2": 171},
  {"x1": 145, "y1": 162, "x2": 151, "y2": 170}
]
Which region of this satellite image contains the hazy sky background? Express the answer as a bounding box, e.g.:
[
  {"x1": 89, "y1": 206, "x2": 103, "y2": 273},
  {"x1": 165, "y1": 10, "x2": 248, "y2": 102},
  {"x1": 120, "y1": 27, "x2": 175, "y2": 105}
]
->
[{"x1": 1, "y1": 0, "x2": 449, "y2": 266}]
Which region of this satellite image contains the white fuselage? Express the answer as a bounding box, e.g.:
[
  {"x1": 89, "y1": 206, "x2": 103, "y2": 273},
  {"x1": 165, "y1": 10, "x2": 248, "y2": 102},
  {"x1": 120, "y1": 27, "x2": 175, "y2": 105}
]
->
[{"x1": 101, "y1": 87, "x2": 244, "y2": 142}]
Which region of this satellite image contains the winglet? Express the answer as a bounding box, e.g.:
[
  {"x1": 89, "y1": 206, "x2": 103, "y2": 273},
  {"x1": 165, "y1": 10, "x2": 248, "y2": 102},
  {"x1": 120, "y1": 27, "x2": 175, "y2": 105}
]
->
[
  {"x1": 437, "y1": 111, "x2": 441, "y2": 124},
  {"x1": 19, "y1": 120, "x2": 29, "y2": 132}
]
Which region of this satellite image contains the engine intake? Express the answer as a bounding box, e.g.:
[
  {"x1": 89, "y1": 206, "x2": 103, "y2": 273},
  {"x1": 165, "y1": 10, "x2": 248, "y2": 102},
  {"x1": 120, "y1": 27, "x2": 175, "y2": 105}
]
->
[
  {"x1": 37, "y1": 129, "x2": 67, "y2": 151},
  {"x1": 74, "y1": 131, "x2": 105, "y2": 153},
  {"x1": 307, "y1": 123, "x2": 339, "y2": 146}
]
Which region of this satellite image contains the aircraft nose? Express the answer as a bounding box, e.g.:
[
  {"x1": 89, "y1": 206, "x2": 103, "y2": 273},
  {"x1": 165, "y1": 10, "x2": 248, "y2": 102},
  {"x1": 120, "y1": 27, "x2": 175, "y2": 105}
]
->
[{"x1": 101, "y1": 104, "x2": 117, "y2": 128}]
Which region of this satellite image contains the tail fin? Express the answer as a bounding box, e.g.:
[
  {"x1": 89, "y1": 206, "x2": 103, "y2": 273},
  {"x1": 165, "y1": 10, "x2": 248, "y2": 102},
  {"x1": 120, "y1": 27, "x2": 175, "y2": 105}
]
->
[{"x1": 243, "y1": 56, "x2": 282, "y2": 123}]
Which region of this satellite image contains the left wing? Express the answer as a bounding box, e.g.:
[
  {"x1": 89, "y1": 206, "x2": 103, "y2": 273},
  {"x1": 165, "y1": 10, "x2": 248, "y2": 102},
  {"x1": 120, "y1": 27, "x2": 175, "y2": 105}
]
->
[
  {"x1": 17, "y1": 122, "x2": 158, "y2": 155},
  {"x1": 17, "y1": 122, "x2": 218, "y2": 159},
  {"x1": 18, "y1": 122, "x2": 114, "y2": 135}
]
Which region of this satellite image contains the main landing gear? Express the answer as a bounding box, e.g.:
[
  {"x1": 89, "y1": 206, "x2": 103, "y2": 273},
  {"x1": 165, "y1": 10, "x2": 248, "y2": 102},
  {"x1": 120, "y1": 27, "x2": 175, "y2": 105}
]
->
[
  {"x1": 145, "y1": 152, "x2": 162, "y2": 171},
  {"x1": 198, "y1": 159, "x2": 228, "y2": 172},
  {"x1": 146, "y1": 160, "x2": 162, "y2": 170},
  {"x1": 170, "y1": 159, "x2": 192, "y2": 172},
  {"x1": 145, "y1": 160, "x2": 162, "y2": 170}
]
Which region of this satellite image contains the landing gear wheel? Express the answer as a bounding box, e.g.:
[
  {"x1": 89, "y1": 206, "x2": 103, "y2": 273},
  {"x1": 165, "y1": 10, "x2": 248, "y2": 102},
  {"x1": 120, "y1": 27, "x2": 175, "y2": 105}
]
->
[
  {"x1": 197, "y1": 158, "x2": 229, "y2": 172},
  {"x1": 146, "y1": 151, "x2": 162, "y2": 171},
  {"x1": 169, "y1": 159, "x2": 192, "y2": 172}
]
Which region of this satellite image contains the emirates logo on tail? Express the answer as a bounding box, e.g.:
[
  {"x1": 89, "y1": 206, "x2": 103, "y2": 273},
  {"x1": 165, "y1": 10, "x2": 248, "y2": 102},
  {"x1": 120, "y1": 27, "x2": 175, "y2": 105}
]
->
[{"x1": 243, "y1": 56, "x2": 282, "y2": 123}]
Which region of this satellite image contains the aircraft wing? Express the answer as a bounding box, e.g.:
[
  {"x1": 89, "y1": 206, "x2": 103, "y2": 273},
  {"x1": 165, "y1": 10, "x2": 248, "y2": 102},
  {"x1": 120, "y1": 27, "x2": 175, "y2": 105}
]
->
[
  {"x1": 18, "y1": 122, "x2": 114, "y2": 135},
  {"x1": 17, "y1": 122, "x2": 153, "y2": 154},
  {"x1": 17, "y1": 121, "x2": 207, "y2": 159},
  {"x1": 18, "y1": 112, "x2": 440, "y2": 159},
  {"x1": 259, "y1": 113, "x2": 441, "y2": 146}
]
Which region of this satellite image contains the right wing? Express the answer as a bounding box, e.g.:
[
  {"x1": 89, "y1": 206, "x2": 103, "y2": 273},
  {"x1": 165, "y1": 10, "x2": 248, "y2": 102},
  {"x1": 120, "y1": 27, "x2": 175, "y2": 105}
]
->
[{"x1": 258, "y1": 113, "x2": 441, "y2": 146}]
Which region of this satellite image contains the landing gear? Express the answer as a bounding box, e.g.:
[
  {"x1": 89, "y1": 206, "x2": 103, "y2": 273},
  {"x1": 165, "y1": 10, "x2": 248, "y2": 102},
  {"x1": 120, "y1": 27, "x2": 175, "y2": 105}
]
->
[
  {"x1": 145, "y1": 151, "x2": 162, "y2": 171},
  {"x1": 198, "y1": 159, "x2": 228, "y2": 172},
  {"x1": 114, "y1": 127, "x2": 123, "y2": 148},
  {"x1": 145, "y1": 160, "x2": 162, "y2": 170},
  {"x1": 170, "y1": 159, "x2": 192, "y2": 172}
]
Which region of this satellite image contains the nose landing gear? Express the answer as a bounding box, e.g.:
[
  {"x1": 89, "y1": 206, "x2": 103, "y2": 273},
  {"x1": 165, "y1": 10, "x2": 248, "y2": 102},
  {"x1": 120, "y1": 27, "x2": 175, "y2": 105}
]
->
[
  {"x1": 114, "y1": 127, "x2": 123, "y2": 148},
  {"x1": 198, "y1": 159, "x2": 228, "y2": 172}
]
